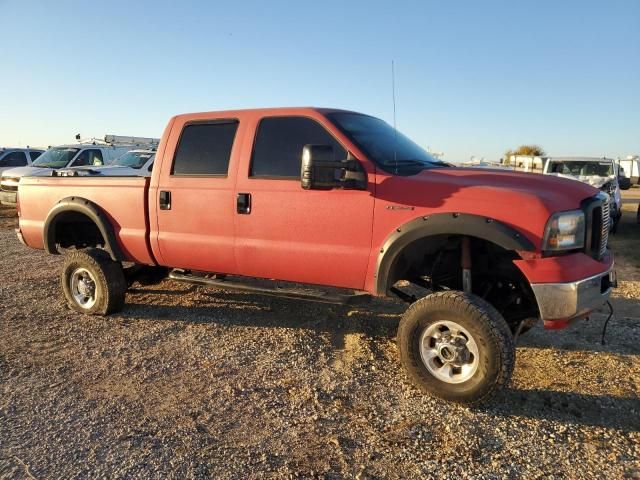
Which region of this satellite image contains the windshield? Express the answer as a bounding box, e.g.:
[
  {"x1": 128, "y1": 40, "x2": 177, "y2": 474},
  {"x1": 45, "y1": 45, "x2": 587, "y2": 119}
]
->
[
  {"x1": 32, "y1": 148, "x2": 80, "y2": 168},
  {"x1": 328, "y1": 112, "x2": 446, "y2": 174},
  {"x1": 112, "y1": 151, "x2": 154, "y2": 168},
  {"x1": 547, "y1": 160, "x2": 613, "y2": 177}
]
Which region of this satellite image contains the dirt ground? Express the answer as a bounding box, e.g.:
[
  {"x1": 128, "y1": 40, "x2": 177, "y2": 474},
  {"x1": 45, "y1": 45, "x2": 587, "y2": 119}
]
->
[{"x1": 1, "y1": 191, "x2": 639, "y2": 479}]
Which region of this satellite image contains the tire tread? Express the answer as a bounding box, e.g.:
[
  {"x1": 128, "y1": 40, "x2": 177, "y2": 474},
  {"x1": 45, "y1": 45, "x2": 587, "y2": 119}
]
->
[
  {"x1": 61, "y1": 248, "x2": 126, "y2": 315},
  {"x1": 397, "y1": 291, "x2": 514, "y2": 405}
]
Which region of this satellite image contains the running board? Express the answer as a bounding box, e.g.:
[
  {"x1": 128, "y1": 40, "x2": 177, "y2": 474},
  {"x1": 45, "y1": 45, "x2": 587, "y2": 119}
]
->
[{"x1": 168, "y1": 270, "x2": 371, "y2": 305}]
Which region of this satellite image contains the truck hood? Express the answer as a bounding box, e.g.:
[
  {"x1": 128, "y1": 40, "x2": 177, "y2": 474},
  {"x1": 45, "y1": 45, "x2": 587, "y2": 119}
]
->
[
  {"x1": 546, "y1": 172, "x2": 615, "y2": 189},
  {"x1": 375, "y1": 167, "x2": 599, "y2": 248},
  {"x1": 376, "y1": 167, "x2": 601, "y2": 248},
  {"x1": 0, "y1": 166, "x2": 53, "y2": 179},
  {"x1": 395, "y1": 167, "x2": 598, "y2": 209}
]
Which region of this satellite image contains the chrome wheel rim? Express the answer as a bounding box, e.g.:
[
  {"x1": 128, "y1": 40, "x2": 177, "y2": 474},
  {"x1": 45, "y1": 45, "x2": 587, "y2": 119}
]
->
[
  {"x1": 70, "y1": 267, "x2": 98, "y2": 309},
  {"x1": 419, "y1": 320, "x2": 479, "y2": 384}
]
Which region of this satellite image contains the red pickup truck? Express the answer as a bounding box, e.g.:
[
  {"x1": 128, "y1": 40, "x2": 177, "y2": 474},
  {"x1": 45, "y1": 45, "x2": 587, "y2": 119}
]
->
[{"x1": 16, "y1": 107, "x2": 615, "y2": 404}]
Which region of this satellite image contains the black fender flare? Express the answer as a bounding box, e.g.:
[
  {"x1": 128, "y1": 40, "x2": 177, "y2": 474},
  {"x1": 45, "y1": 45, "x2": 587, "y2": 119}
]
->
[
  {"x1": 43, "y1": 197, "x2": 125, "y2": 261},
  {"x1": 374, "y1": 213, "x2": 535, "y2": 295}
]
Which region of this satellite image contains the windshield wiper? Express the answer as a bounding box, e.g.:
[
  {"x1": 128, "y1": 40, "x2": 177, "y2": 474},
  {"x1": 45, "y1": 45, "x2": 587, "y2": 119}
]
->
[
  {"x1": 383, "y1": 159, "x2": 448, "y2": 168},
  {"x1": 383, "y1": 159, "x2": 426, "y2": 166}
]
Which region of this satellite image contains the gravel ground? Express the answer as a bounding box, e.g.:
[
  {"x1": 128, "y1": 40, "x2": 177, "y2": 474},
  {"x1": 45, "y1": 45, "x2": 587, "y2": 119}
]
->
[{"x1": 1, "y1": 198, "x2": 639, "y2": 479}]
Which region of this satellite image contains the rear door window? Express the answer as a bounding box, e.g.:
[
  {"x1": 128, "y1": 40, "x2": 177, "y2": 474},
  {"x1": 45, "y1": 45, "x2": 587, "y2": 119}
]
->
[
  {"x1": 250, "y1": 117, "x2": 346, "y2": 178},
  {"x1": 71, "y1": 149, "x2": 104, "y2": 167},
  {"x1": 86, "y1": 149, "x2": 104, "y2": 165},
  {"x1": 172, "y1": 121, "x2": 239, "y2": 176}
]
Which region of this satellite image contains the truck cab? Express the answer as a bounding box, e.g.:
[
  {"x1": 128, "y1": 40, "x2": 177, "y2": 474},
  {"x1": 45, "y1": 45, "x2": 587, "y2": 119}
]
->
[
  {"x1": 15, "y1": 108, "x2": 616, "y2": 405},
  {"x1": 63, "y1": 149, "x2": 156, "y2": 177}
]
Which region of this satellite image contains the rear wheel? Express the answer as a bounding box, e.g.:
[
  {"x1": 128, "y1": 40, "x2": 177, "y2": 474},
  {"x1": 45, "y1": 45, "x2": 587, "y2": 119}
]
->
[
  {"x1": 397, "y1": 291, "x2": 514, "y2": 405},
  {"x1": 61, "y1": 248, "x2": 126, "y2": 315}
]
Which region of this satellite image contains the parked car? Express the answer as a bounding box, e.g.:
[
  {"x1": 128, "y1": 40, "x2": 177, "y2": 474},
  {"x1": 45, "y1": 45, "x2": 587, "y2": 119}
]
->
[
  {"x1": 543, "y1": 157, "x2": 622, "y2": 231},
  {"x1": 0, "y1": 147, "x2": 44, "y2": 175},
  {"x1": 1, "y1": 137, "x2": 157, "y2": 206},
  {"x1": 617, "y1": 156, "x2": 639, "y2": 186},
  {"x1": 15, "y1": 107, "x2": 616, "y2": 405},
  {"x1": 63, "y1": 149, "x2": 156, "y2": 177},
  {"x1": 617, "y1": 164, "x2": 632, "y2": 190}
]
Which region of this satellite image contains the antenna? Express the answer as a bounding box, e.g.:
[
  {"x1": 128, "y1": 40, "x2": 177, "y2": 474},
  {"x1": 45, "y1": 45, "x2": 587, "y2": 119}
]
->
[{"x1": 392, "y1": 60, "x2": 398, "y2": 174}]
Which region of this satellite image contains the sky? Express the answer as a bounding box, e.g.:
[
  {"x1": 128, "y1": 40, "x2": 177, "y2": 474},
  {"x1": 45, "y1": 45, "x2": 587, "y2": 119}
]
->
[{"x1": 1, "y1": 0, "x2": 638, "y2": 162}]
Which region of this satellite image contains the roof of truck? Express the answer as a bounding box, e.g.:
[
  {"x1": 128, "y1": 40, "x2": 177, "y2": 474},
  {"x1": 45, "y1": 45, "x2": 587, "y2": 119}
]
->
[{"x1": 171, "y1": 107, "x2": 363, "y2": 121}]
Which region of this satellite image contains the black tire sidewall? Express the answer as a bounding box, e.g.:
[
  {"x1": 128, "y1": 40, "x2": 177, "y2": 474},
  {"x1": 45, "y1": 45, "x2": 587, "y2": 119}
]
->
[
  {"x1": 62, "y1": 257, "x2": 108, "y2": 314},
  {"x1": 398, "y1": 292, "x2": 513, "y2": 404},
  {"x1": 60, "y1": 249, "x2": 125, "y2": 315}
]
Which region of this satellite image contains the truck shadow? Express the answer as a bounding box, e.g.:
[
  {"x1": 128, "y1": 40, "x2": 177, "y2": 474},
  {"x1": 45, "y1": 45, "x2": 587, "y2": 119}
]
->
[
  {"x1": 123, "y1": 290, "x2": 403, "y2": 340},
  {"x1": 126, "y1": 285, "x2": 640, "y2": 355},
  {"x1": 479, "y1": 388, "x2": 640, "y2": 432},
  {"x1": 124, "y1": 283, "x2": 640, "y2": 431},
  {"x1": 517, "y1": 295, "x2": 640, "y2": 355}
]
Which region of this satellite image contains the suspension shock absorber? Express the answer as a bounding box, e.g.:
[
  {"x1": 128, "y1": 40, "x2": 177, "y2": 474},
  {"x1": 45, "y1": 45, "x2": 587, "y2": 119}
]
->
[{"x1": 461, "y1": 236, "x2": 472, "y2": 293}]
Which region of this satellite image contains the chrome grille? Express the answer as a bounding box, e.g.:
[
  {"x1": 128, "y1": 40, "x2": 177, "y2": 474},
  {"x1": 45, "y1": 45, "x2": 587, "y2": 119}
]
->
[
  {"x1": 582, "y1": 193, "x2": 609, "y2": 260},
  {"x1": 600, "y1": 198, "x2": 610, "y2": 258}
]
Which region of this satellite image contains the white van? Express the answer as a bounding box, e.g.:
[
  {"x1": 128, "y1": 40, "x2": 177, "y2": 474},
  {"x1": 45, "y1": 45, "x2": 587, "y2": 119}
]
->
[{"x1": 617, "y1": 156, "x2": 639, "y2": 186}]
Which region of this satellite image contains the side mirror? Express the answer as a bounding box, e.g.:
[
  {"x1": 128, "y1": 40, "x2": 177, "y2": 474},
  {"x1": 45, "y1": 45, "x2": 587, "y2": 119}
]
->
[{"x1": 301, "y1": 145, "x2": 366, "y2": 190}]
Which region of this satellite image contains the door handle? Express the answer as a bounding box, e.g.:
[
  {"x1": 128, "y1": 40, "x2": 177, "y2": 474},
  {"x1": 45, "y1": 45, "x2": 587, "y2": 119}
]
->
[
  {"x1": 237, "y1": 193, "x2": 251, "y2": 214},
  {"x1": 159, "y1": 190, "x2": 171, "y2": 210}
]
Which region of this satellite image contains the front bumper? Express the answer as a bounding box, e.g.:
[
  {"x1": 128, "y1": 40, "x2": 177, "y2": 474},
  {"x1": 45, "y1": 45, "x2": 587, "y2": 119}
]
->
[
  {"x1": 530, "y1": 265, "x2": 616, "y2": 328},
  {"x1": 0, "y1": 190, "x2": 17, "y2": 206}
]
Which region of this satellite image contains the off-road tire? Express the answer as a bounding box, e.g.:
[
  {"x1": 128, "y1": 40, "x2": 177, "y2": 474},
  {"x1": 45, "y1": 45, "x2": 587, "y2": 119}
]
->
[
  {"x1": 397, "y1": 291, "x2": 515, "y2": 405},
  {"x1": 61, "y1": 248, "x2": 127, "y2": 315}
]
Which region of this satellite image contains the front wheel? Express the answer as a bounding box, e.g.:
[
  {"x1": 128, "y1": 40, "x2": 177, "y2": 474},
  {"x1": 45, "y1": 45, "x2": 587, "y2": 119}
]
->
[
  {"x1": 61, "y1": 248, "x2": 127, "y2": 315},
  {"x1": 397, "y1": 291, "x2": 515, "y2": 405}
]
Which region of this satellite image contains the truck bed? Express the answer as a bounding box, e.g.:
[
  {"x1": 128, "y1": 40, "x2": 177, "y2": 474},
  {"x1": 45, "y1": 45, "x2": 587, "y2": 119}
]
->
[{"x1": 18, "y1": 176, "x2": 154, "y2": 265}]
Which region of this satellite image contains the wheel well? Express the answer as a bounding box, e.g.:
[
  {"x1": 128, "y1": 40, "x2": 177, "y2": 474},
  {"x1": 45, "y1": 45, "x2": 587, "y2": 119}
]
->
[
  {"x1": 43, "y1": 198, "x2": 124, "y2": 261},
  {"x1": 50, "y1": 211, "x2": 106, "y2": 250},
  {"x1": 386, "y1": 234, "x2": 539, "y2": 329}
]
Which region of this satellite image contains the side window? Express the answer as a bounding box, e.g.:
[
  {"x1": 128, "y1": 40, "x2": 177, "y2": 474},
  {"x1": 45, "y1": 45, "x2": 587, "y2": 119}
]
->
[
  {"x1": 172, "y1": 121, "x2": 238, "y2": 176},
  {"x1": 71, "y1": 150, "x2": 89, "y2": 166},
  {"x1": 29, "y1": 151, "x2": 43, "y2": 162},
  {"x1": 72, "y1": 149, "x2": 103, "y2": 167},
  {"x1": 87, "y1": 149, "x2": 104, "y2": 165},
  {"x1": 250, "y1": 117, "x2": 347, "y2": 178},
  {"x1": 0, "y1": 151, "x2": 28, "y2": 167}
]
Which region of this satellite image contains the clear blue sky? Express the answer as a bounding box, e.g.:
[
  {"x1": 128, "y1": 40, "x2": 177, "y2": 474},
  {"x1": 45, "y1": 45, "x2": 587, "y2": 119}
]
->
[{"x1": 1, "y1": 0, "x2": 638, "y2": 162}]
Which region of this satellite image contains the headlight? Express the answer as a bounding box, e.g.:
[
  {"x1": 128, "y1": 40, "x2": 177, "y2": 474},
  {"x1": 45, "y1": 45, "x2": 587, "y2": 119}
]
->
[{"x1": 542, "y1": 210, "x2": 585, "y2": 251}]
